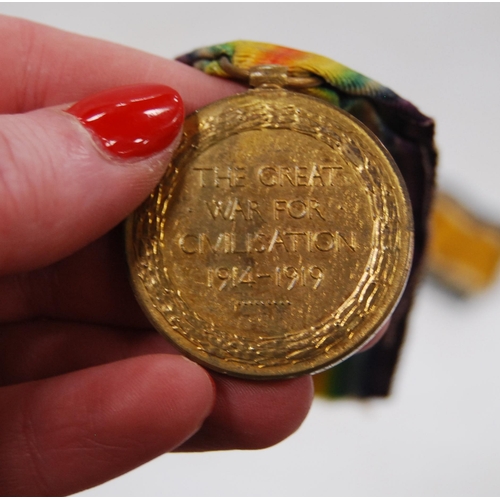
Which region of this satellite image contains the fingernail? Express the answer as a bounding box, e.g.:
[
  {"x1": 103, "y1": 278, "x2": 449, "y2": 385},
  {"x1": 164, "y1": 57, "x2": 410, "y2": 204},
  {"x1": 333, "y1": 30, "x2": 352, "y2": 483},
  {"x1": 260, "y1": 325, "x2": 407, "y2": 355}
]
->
[{"x1": 66, "y1": 84, "x2": 184, "y2": 159}]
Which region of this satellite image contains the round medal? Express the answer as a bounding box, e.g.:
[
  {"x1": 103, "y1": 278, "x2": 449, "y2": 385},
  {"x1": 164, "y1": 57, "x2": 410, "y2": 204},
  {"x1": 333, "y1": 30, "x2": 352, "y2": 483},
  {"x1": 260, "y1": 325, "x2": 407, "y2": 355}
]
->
[{"x1": 126, "y1": 83, "x2": 413, "y2": 379}]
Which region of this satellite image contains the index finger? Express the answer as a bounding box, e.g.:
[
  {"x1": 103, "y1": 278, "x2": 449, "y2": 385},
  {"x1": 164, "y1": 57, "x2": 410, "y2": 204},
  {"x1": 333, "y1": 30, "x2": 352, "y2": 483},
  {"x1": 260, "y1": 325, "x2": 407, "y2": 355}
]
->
[{"x1": 0, "y1": 14, "x2": 243, "y2": 114}]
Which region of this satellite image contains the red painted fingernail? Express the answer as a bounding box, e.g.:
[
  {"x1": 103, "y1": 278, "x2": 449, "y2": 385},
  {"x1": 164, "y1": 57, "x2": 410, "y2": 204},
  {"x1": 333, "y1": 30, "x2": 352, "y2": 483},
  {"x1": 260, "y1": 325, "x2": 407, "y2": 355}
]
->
[{"x1": 66, "y1": 84, "x2": 184, "y2": 159}]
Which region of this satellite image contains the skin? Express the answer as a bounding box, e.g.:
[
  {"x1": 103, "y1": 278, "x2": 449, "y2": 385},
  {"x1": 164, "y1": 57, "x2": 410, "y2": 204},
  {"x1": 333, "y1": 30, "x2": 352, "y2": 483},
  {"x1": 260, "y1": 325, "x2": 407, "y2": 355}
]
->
[
  {"x1": 0, "y1": 15, "x2": 387, "y2": 496},
  {"x1": 0, "y1": 15, "x2": 314, "y2": 496}
]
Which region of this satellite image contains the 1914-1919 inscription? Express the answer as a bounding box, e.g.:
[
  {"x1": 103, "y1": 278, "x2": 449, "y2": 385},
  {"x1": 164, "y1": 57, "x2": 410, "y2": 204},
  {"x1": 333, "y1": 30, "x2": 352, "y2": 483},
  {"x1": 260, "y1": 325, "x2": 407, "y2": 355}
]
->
[{"x1": 126, "y1": 88, "x2": 413, "y2": 379}]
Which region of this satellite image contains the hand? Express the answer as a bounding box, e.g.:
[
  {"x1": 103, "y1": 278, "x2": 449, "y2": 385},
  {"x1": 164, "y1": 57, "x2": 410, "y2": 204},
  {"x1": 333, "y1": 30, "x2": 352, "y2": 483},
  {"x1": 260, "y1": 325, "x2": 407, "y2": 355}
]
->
[{"x1": 0, "y1": 16, "x2": 313, "y2": 496}]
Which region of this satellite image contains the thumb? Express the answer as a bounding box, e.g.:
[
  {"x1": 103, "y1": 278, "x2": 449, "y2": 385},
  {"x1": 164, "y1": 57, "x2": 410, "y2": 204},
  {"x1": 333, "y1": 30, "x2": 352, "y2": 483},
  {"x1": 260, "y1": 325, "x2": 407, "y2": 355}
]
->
[{"x1": 0, "y1": 84, "x2": 184, "y2": 275}]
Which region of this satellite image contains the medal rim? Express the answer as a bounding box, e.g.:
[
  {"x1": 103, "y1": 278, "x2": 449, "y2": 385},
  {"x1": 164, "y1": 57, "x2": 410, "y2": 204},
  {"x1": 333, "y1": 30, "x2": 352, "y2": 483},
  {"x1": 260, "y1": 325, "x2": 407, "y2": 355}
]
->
[{"x1": 126, "y1": 88, "x2": 414, "y2": 379}]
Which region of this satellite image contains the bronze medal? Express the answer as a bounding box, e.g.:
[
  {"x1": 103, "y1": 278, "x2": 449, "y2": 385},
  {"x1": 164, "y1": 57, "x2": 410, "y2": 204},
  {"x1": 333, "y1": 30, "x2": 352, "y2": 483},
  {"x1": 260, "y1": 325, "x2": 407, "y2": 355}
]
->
[{"x1": 126, "y1": 65, "x2": 413, "y2": 379}]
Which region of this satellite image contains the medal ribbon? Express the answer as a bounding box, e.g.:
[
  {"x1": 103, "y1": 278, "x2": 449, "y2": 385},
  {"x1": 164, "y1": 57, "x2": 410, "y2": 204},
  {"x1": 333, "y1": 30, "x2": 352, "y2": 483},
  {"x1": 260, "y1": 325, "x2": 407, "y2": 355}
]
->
[{"x1": 178, "y1": 41, "x2": 437, "y2": 398}]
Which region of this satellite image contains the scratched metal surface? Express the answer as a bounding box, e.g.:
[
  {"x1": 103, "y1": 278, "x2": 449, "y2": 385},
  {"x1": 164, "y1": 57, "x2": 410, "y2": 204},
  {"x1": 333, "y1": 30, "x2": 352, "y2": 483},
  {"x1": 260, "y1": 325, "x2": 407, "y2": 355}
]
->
[{"x1": 127, "y1": 89, "x2": 412, "y2": 378}]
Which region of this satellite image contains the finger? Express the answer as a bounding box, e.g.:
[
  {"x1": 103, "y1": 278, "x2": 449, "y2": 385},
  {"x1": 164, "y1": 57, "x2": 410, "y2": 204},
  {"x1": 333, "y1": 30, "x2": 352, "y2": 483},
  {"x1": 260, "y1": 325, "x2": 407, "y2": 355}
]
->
[
  {"x1": 0, "y1": 320, "x2": 313, "y2": 454},
  {"x1": 0, "y1": 229, "x2": 149, "y2": 326},
  {"x1": 0, "y1": 320, "x2": 175, "y2": 386},
  {"x1": 0, "y1": 354, "x2": 215, "y2": 496},
  {"x1": 0, "y1": 84, "x2": 183, "y2": 275},
  {"x1": 178, "y1": 374, "x2": 314, "y2": 452},
  {"x1": 0, "y1": 15, "x2": 243, "y2": 114}
]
